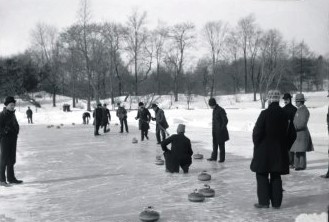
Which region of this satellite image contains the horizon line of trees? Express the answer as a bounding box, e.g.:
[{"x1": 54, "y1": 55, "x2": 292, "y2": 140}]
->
[{"x1": 1, "y1": 0, "x2": 328, "y2": 110}]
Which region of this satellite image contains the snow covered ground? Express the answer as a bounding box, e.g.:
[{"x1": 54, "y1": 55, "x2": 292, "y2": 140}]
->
[{"x1": 4, "y1": 91, "x2": 329, "y2": 221}]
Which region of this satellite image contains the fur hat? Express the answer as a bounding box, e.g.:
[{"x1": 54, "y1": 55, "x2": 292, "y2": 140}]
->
[
  {"x1": 138, "y1": 102, "x2": 144, "y2": 107},
  {"x1": 177, "y1": 124, "x2": 185, "y2": 133},
  {"x1": 151, "y1": 103, "x2": 158, "y2": 108},
  {"x1": 4, "y1": 96, "x2": 16, "y2": 106},
  {"x1": 282, "y1": 93, "x2": 292, "y2": 100},
  {"x1": 208, "y1": 98, "x2": 217, "y2": 106},
  {"x1": 295, "y1": 93, "x2": 305, "y2": 102},
  {"x1": 267, "y1": 90, "x2": 281, "y2": 103}
]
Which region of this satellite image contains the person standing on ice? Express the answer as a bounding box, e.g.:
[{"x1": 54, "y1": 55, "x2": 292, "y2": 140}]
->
[
  {"x1": 101, "y1": 103, "x2": 111, "y2": 133},
  {"x1": 116, "y1": 103, "x2": 128, "y2": 133},
  {"x1": 320, "y1": 105, "x2": 329, "y2": 179},
  {"x1": 0, "y1": 96, "x2": 23, "y2": 186},
  {"x1": 250, "y1": 90, "x2": 296, "y2": 209},
  {"x1": 151, "y1": 103, "x2": 169, "y2": 144},
  {"x1": 290, "y1": 93, "x2": 314, "y2": 171},
  {"x1": 161, "y1": 124, "x2": 193, "y2": 173},
  {"x1": 93, "y1": 103, "x2": 103, "y2": 136},
  {"x1": 26, "y1": 106, "x2": 33, "y2": 124},
  {"x1": 207, "y1": 98, "x2": 229, "y2": 162},
  {"x1": 282, "y1": 93, "x2": 297, "y2": 168},
  {"x1": 135, "y1": 102, "x2": 151, "y2": 141}
]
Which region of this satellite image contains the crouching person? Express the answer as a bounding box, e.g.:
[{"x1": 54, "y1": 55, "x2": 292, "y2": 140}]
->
[{"x1": 161, "y1": 124, "x2": 193, "y2": 173}]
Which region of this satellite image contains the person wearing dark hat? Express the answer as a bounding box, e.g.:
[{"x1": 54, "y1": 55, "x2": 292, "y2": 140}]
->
[
  {"x1": 93, "y1": 103, "x2": 103, "y2": 136},
  {"x1": 161, "y1": 124, "x2": 193, "y2": 173},
  {"x1": 116, "y1": 103, "x2": 128, "y2": 133},
  {"x1": 290, "y1": 93, "x2": 314, "y2": 171},
  {"x1": 26, "y1": 106, "x2": 33, "y2": 124},
  {"x1": 101, "y1": 104, "x2": 111, "y2": 133},
  {"x1": 320, "y1": 105, "x2": 329, "y2": 179},
  {"x1": 207, "y1": 98, "x2": 229, "y2": 162},
  {"x1": 151, "y1": 103, "x2": 169, "y2": 144},
  {"x1": 282, "y1": 93, "x2": 297, "y2": 168},
  {"x1": 135, "y1": 102, "x2": 151, "y2": 141},
  {"x1": 0, "y1": 96, "x2": 23, "y2": 186},
  {"x1": 250, "y1": 90, "x2": 296, "y2": 209}
]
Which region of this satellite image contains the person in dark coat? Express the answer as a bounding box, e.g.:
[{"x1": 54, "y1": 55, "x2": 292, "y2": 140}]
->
[
  {"x1": 151, "y1": 103, "x2": 169, "y2": 144},
  {"x1": 282, "y1": 93, "x2": 297, "y2": 168},
  {"x1": 250, "y1": 90, "x2": 296, "y2": 209},
  {"x1": 320, "y1": 105, "x2": 329, "y2": 179},
  {"x1": 82, "y1": 112, "x2": 91, "y2": 124},
  {"x1": 26, "y1": 106, "x2": 33, "y2": 124},
  {"x1": 93, "y1": 103, "x2": 103, "y2": 136},
  {"x1": 161, "y1": 124, "x2": 193, "y2": 173},
  {"x1": 101, "y1": 104, "x2": 111, "y2": 133},
  {"x1": 0, "y1": 96, "x2": 23, "y2": 186},
  {"x1": 207, "y1": 98, "x2": 229, "y2": 162},
  {"x1": 116, "y1": 103, "x2": 128, "y2": 133},
  {"x1": 135, "y1": 102, "x2": 151, "y2": 141}
]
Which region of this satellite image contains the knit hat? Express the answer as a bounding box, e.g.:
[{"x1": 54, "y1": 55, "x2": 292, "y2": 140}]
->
[
  {"x1": 138, "y1": 102, "x2": 144, "y2": 107},
  {"x1": 208, "y1": 98, "x2": 217, "y2": 106},
  {"x1": 295, "y1": 93, "x2": 305, "y2": 102},
  {"x1": 177, "y1": 124, "x2": 185, "y2": 133},
  {"x1": 282, "y1": 93, "x2": 292, "y2": 100},
  {"x1": 151, "y1": 103, "x2": 158, "y2": 108},
  {"x1": 267, "y1": 90, "x2": 281, "y2": 103},
  {"x1": 4, "y1": 96, "x2": 16, "y2": 106}
]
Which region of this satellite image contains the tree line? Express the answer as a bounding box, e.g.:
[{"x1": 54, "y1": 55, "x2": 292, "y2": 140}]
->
[{"x1": 0, "y1": 0, "x2": 328, "y2": 109}]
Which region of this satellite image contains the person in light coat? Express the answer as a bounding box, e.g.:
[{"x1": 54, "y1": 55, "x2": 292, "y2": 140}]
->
[{"x1": 290, "y1": 93, "x2": 314, "y2": 171}]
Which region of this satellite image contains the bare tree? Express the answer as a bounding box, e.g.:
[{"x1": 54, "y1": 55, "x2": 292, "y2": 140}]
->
[
  {"x1": 202, "y1": 21, "x2": 229, "y2": 97},
  {"x1": 165, "y1": 22, "x2": 195, "y2": 101}
]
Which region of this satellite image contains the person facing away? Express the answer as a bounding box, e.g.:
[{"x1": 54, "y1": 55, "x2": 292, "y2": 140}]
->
[
  {"x1": 320, "y1": 105, "x2": 329, "y2": 179},
  {"x1": 0, "y1": 96, "x2": 23, "y2": 186},
  {"x1": 151, "y1": 103, "x2": 169, "y2": 144},
  {"x1": 26, "y1": 106, "x2": 33, "y2": 124},
  {"x1": 135, "y1": 102, "x2": 151, "y2": 141},
  {"x1": 93, "y1": 103, "x2": 103, "y2": 136},
  {"x1": 101, "y1": 104, "x2": 111, "y2": 133},
  {"x1": 116, "y1": 103, "x2": 128, "y2": 133},
  {"x1": 290, "y1": 93, "x2": 314, "y2": 171},
  {"x1": 250, "y1": 90, "x2": 296, "y2": 209},
  {"x1": 161, "y1": 124, "x2": 193, "y2": 173},
  {"x1": 282, "y1": 93, "x2": 297, "y2": 168},
  {"x1": 82, "y1": 112, "x2": 91, "y2": 124},
  {"x1": 207, "y1": 98, "x2": 229, "y2": 162}
]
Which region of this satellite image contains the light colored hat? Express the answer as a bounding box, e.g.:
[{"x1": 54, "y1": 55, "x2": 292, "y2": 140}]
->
[
  {"x1": 177, "y1": 124, "x2": 185, "y2": 133},
  {"x1": 267, "y1": 90, "x2": 281, "y2": 103},
  {"x1": 295, "y1": 93, "x2": 305, "y2": 102}
]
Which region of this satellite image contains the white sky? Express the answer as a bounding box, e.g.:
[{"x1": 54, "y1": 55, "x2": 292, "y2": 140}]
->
[{"x1": 0, "y1": 0, "x2": 328, "y2": 57}]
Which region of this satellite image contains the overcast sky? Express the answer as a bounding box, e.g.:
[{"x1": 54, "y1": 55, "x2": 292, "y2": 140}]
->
[{"x1": 0, "y1": 0, "x2": 328, "y2": 57}]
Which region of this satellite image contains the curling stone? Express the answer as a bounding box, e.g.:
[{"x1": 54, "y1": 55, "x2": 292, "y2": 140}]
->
[
  {"x1": 60, "y1": 123, "x2": 64, "y2": 126},
  {"x1": 188, "y1": 189, "x2": 205, "y2": 202},
  {"x1": 139, "y1": 206, "x2": 160, "y2": 222},
  {"x1": 199, "y1": 184, "x2": 215, "y2": 197},
  {"x1": 198, "y1": 171, "x2": 211, "y2": 181},
  {"x1": 72, "y1": 123, "x2": 75, "y2": 125},
  {"x1": 56, "y1": 126, "x2": 61, "y2": 129},
  {"x1": 155, "y1": 158, "x2": 164, "y2": 165},
  {"x1": 47, "y1": 125, "x2": 51, "y2": 128},
  {"x1": 115, "y1": 123, "x2": 119, "y2": 126},
  {"x1": 132, "y1": 137, "x2": 138, "y2": 143},
  {"x1": 193, "y1": 153, "x2": 203, "y2": 160}
]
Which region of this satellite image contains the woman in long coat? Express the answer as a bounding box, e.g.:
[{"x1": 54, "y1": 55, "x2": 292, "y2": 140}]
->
[
  {"x1": 135, "y1": 102, "x2": 151, "y2": 141},
  {"x1": 290, "y1": 93, "x2": 314, "y2": 170}
]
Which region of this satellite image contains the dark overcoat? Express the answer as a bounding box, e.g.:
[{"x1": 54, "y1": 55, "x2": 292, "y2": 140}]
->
[
  {"x1": 154, "y1": 107, "x2": 169, "y2": 130},
  {"x1": 136, "y1": 108, "x2": 151, "y2": 131},
  {"x1": 212, "y1": 104, "x2": 229, "y2": 144},
  {"x1": 116, "y1": 107, "x2": 127, "y2": 119},
  {"x1": 26, "y1": 109, "x2": 33, "y2": 118},
  {"x1": 0, "y1": 108, "x2": 19, "y2": 165},
  {"x1": 250, "y1": 102, "x2": 295, "y2": 175},
  {"x1": 93, "y1": 107, "x2": 103, "y2": 126},
  {"x1": 101, "y1": 108, "x2": 111, "y2": 126}
]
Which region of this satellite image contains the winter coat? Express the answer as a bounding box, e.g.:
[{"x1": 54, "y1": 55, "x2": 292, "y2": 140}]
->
[
  {"x1": 212, "y1": 104, "x2": 229, "y2": 144},
  {"x1": 290, "y1": 105, "x2": 314, "y2": 153},
  {"x1": 93, "y1": 107, "x2": 103, "y2": 126},
  {"x1": 154, "y1": 107, "x2": 169, "y2": 130},
  {"x1": 101, "y1": 108, "x2": 111, "y2": 126},
  {"x1": 83, "y1": 112, "x2": 90, "y2": 118},
  {"x1": 136, "y1": 108, "x2": 151, "y2": 131},
  {"x1": 250, "y1": 102, "x2": 296, "y2": 175},
  {"x1": 161, "y1": 133, "x2": 193, "y2": 164},
  {"x1": 0, "y1": 108, "x2": 19, "y2": 165},
  {"x1": 116, "y1": 107, "x2": 127, "y2": 120},
  {"x1": 283, "y1": 103, "x2": 297, "y2": 122},
  {"x1": 26, "y1": 109, "x2": 33, "y2": 117}
]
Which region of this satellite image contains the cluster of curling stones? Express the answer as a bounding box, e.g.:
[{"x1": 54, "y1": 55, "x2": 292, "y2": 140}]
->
[
  {"x1": 46, "y1": 123, "x2": 76, "y2": 129},
  {"x1": 139, "y1": 206, "x2": 160, "y2": 222},
  {"x1": 188, "y1": 184, "x2": 215, "y2": 202}
]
